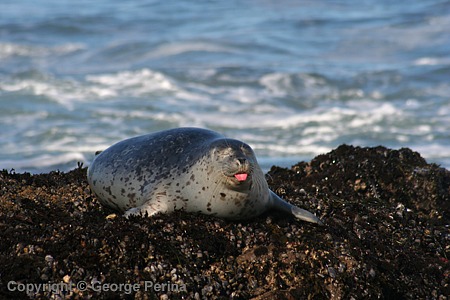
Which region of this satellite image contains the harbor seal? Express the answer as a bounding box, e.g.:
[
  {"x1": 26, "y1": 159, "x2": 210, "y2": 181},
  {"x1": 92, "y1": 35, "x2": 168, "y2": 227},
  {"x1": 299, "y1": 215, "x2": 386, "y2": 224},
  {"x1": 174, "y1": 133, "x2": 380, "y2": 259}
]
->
[{"x1": 87, "y1": 127, "x2": 323, "y2": 225}]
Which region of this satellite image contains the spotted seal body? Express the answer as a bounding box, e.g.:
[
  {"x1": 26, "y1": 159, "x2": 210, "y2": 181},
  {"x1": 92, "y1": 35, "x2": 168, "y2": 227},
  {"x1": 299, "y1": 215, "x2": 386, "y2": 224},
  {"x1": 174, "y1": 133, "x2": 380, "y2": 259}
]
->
[{"x1": 87, "y1": 127, "x2": 323, "y2": 224}]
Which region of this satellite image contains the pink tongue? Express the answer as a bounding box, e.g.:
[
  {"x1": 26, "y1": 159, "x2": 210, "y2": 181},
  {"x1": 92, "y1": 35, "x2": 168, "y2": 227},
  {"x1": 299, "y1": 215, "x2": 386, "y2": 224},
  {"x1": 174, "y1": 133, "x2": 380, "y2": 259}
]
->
[{"x1": 234, "y1": 173, "x2": 248, "y2": 181}]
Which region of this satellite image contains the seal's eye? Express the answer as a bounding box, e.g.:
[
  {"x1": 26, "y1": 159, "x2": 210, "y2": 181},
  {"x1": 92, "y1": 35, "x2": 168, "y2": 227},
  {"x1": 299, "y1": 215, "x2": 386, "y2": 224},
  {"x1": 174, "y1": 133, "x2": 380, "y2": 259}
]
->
[{"x1": 223, "y1": 148, "x2": 237, "y2": 159}]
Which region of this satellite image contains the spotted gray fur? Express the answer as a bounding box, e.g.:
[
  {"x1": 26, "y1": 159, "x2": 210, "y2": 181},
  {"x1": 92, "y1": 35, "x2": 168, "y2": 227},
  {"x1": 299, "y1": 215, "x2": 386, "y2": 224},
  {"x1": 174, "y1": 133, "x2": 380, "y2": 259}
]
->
[{"x1": 87, "y1": 127, "x2": 323, "y2": 225}]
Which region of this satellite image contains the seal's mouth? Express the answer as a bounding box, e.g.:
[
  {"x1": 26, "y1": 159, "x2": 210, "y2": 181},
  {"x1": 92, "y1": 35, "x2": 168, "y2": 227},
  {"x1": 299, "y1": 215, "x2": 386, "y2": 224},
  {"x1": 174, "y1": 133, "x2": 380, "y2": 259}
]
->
[{"x1": 234, "y1": 173, "x2": 248, "y2": 182}]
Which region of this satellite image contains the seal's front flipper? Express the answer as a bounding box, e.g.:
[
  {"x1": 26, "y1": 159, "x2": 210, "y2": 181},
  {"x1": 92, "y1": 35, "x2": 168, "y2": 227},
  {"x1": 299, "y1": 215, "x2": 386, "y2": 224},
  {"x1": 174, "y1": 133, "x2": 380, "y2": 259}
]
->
[
  {"x1": 124, "y1": 207, "x2": 144, "y2": 218},
  {"x1": 124, "y1": 200, "x2": 168, "y2": 219},
  {"x1": 269, "y1": 190, "x2": 324, "y2": 225}
]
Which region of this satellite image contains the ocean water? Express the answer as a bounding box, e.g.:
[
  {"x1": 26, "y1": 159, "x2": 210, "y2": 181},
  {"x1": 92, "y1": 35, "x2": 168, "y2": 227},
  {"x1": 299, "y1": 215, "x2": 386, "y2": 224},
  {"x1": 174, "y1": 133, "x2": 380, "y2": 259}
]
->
[{"x1": 1, "y1": 0, "x2": 449, "y2": 173}]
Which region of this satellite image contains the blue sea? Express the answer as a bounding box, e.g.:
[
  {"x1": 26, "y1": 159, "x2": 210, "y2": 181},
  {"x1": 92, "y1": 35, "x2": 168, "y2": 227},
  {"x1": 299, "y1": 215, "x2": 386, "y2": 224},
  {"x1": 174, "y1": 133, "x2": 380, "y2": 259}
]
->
[{"x1": 1, "y1": 0, "x2": 449, "y2": 173}]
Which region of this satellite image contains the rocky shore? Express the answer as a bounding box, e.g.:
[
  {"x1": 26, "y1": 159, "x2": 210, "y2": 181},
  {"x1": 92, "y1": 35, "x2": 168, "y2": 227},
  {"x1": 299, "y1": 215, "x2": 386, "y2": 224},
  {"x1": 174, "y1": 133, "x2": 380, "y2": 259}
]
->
[{"x1": 0, "y1": 145, "x2": 448, "y2": 299}]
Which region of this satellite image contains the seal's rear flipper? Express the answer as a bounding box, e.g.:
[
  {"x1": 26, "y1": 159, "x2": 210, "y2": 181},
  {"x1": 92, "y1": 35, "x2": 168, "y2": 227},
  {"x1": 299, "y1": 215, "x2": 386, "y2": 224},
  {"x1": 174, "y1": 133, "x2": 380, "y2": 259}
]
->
[
  {"x1": 269, "y1": 190, "x2": 324, "y2": 225},
  {"x1": 291, "y1": 205, "x2": 324, "y2": 226}
]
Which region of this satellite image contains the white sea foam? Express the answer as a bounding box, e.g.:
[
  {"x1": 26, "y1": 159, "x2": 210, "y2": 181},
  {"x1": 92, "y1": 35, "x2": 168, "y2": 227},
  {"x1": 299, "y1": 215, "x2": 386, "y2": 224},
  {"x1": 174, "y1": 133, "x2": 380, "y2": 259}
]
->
[
  {"x1": 0, "y1": 75, "x2": 112, "y2": 110},
  {"x1": 0, "y1": 42, "x2": 84, "y2": 59},
  {"x1": 259, "y1": 72, "x2": 330, "y2": 99},
  {"x1": 86, "y1": 69, "x2": 177, "y2": 94},
  {"x1": 414, "y1": 57, "x2": 439, "y2": 66},
  {"x1": 1, "y1": 153, "x2": 86, "y2": 172},
  {"x1": 0, "y1": 68, "x2": 184, "y2": 110},
  {"x1": 145, "y1": 41, "x2": 238, "y2": 58}
]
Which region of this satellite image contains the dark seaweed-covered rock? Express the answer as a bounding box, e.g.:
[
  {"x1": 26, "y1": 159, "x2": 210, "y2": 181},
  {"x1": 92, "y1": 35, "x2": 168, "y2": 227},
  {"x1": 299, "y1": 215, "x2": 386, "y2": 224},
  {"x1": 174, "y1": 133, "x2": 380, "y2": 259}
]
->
[{"x1": 0, "y1": 145, "x2": 448, "y2": 299}]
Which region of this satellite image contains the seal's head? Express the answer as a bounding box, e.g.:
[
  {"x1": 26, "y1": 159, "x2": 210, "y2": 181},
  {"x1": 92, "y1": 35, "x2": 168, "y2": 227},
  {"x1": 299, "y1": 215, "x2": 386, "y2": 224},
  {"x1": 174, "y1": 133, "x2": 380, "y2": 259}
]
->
[{"x1": 208, "y1": 138, "x2": 267, "y2": 196}]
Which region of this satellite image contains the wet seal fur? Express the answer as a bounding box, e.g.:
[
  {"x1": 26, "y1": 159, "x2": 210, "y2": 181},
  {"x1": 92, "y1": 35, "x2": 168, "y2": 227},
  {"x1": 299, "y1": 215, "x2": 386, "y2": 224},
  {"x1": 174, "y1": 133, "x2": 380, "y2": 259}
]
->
[{"x1": 87, "y1": 127, "x2": 323, "y2": 225}]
